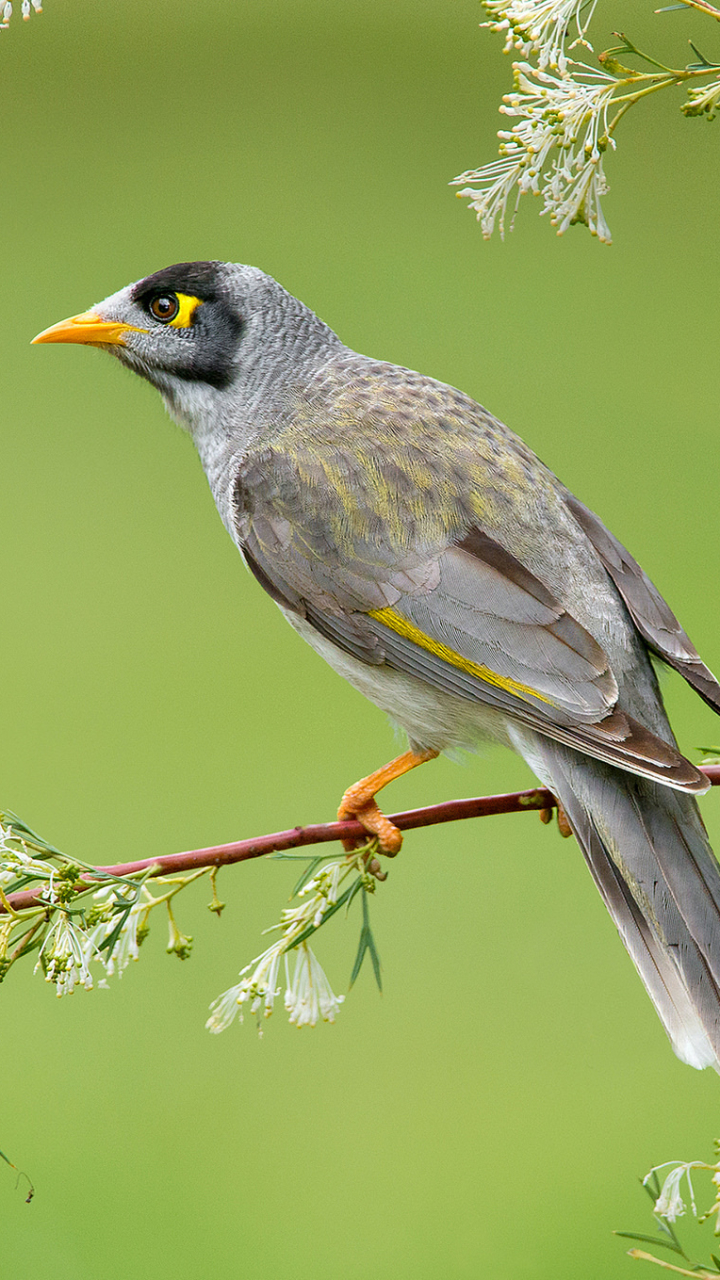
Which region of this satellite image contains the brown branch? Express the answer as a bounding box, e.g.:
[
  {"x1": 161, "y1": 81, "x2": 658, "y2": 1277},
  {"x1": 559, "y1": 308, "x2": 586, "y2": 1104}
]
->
[{"x1": 5, "y1": 765, "x2": 720, "y2": 914}]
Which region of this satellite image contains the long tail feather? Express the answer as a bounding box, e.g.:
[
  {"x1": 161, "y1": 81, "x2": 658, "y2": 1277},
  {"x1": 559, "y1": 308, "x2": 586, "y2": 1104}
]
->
[{"x1": 514, "y1": 730, "x2": 720, "y2": 1071}]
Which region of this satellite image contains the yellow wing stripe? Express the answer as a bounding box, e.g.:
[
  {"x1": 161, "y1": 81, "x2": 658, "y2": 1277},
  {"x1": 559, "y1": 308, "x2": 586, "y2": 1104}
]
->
[{"x1": 369, "y1": 606, "x2": 552, "y2": 705}]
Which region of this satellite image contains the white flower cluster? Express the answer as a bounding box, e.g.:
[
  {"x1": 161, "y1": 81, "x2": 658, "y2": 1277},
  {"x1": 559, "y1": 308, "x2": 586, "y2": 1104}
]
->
[
  {"x1": 1, "y1": 0, "x2": 42, "y2": 27},
  {"x1": 645, "y1": 1161, "x2": 701, "y2": 1223},
  {"x1": 452, "y1": 60, "x2": 616, "y2": 242},
  {"x1": 481, "y1": 0, "x2": 597, "y2": 71},
  {"x1": 206, "y1": 855, "x2": 359, "y2": 1035},
  {"x1": 36, "y1": 913, "x2": 94, "y2": 997},
  {"x1": 644, "y1": 1156, "x2": 720, "y2": 1235},
  {"x1": 83, "y1": 889, "x2": 148, "y2": 978},
  {"x1": 34, "y1": 887, "x2": 149, "y2": 996}
]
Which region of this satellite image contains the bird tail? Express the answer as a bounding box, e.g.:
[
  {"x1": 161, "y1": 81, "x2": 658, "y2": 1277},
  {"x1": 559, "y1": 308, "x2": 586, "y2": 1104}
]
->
[{"x1": 516, "y1": 731, "x2": 720, "y2": 1071}]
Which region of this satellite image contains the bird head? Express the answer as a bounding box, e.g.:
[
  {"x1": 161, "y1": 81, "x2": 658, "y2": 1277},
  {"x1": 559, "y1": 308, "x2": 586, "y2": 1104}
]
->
[{"x1": 32, "y1": 260, "x2": 342, "y2": 436}]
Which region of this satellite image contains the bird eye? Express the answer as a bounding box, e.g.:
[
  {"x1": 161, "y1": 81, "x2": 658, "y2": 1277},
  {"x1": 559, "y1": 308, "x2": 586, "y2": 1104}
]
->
[{"x1": 148, "y1": 293, "x2": 180, "y2": 323}]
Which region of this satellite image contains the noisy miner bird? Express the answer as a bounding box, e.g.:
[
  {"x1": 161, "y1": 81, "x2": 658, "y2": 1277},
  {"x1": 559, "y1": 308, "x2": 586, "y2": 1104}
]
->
[{"x1": 33, "y1": 261, "x2": 720, "y2": 1070}]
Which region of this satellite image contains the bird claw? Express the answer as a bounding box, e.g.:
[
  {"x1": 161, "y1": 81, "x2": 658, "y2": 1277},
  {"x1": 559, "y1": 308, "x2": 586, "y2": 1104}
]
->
[
  {"x1": 539, "y1": 799, "x2": 573, "y2": 839},
  {"x1": 338, "y1": 796, "x2": 403, "y2": 857}
]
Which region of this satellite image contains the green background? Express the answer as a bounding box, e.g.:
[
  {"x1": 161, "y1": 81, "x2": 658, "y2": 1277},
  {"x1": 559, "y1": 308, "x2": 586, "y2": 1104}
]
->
[{"x1": 1, "y1": 1, "x2": 720, "y2": 1275}]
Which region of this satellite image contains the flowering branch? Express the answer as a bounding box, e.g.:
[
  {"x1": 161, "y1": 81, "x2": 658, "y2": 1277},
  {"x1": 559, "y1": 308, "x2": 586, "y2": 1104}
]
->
[
  {"x1": 0, "y1": 765, "x2": 717, "y2": 1033},
  {"x1": 454, "y1": 1, "x2": 720, "y2": 242},
  {"x1": 1, "y1": 781, "x2": 569, "y2": 913},
  {"x1": 616, "y1": 1139, "x2": 720, "y2": 1275},
  {"x1": 4, "y1": 766, "x2": 719, "y2": 910}
]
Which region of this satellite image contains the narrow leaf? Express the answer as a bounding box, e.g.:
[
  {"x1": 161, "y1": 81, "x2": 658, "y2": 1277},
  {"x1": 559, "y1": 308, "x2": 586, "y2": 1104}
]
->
[
  {"x1": 367, "y1": 928, "x2": 382, "y2": 992},
  {"x1": 291, "y1": 857, "x2": 324, "y2": 898},
  {"x1": 689, "y1": 39, "x2": 715, "y2": 66},
  {"x1": 287, "y1": 880, "x2": 360, "y2": 950},
  {"x1": 350, "y1": 927, "x2": 370, "y2": 987},
  {"x1": 363, "y1": 889, "x2": 382, "y2": 991},
  {"x1": 349, "y1": 890, "x2": 382, "y2": 991},
  {"x1": 614, "y1": 1231, "x2": 685, "y2": 1256},
  {"x1": 344, "y1": 876, "x2": 364, "y2": 912},
  {"x1": 643, "y1": 1174, "x2": 662, "y2": 1202},
  {"x1": 97, "y1": 903, "x2": 133, "y2": 954}
]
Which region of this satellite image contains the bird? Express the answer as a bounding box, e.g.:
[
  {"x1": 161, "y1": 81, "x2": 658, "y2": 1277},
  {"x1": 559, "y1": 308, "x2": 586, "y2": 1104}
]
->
[{"x1": 32, "y1": 259, "x2": 720, "y2": 1070}]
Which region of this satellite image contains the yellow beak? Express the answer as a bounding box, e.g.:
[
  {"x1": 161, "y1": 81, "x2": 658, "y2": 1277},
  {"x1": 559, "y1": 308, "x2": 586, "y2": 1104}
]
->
[{"x1": 31, "y1": 310, "x2": 146, "y2": 347}]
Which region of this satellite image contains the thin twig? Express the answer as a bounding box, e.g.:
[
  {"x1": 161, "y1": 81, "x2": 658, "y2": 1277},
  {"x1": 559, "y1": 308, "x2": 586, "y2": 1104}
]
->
[
  {"x1": 4, "y1": 766, "x2": 719, "y2": 915},
  {"x1": 627, "y1": 1247, "x2": 719, "y2": 1277}
]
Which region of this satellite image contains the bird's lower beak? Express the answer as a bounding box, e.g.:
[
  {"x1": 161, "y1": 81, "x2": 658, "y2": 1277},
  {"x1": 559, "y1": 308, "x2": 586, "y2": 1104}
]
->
[{"x1": 31, "y1": 310, "x2": 146, "y2": 347}]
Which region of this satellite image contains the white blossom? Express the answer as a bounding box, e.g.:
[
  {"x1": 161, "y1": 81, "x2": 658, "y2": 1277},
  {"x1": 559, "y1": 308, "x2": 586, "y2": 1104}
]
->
[
  {"x1": 206, "y1": 939, "x2": 284, "y2": 1033},
  {"x1": 83, "y1": 900, "x2": 146, "y2": 978},
  {"x1": 644, "y1": 1161, "x2": 703, "y2": 1223},
  {"x1": 36, "y1": 913, "x2": 94, "y2": 996},
  {"x1": 284, "y1": 943, "x2": 344, "y2": 1027},
  {"x1": 206, "y1": 852, "x2": 371, "y2": 1034},
  {"x1": 482, "y1": 0, "x2": 597, "y2": 72},
  {"x1": 452, "y1": 61, "x2": 617, "y2": 242},
  {"x1": 1, "y1": 0, "x2": 41, "y2": 26}
]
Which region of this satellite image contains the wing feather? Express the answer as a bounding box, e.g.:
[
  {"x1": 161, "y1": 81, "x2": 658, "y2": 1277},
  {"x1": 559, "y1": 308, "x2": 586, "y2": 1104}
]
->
[
  {"x1": 566, "y1": 494, "x2": 720, "y2": 713},
  {"x1": 231, "y1": 370, "x2": 710, "y2": 795}
]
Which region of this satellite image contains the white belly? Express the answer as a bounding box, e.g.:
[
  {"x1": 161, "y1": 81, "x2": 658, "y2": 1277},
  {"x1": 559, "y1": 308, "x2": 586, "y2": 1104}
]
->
[{"x1": 280, "y1": 606, "x2": 513, "y2": 756}]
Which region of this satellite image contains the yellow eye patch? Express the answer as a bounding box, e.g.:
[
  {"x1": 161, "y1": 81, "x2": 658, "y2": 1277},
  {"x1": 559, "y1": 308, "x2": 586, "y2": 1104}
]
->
[{"x1": 167, "y1": 293, "x2": 204, "y2": 328}]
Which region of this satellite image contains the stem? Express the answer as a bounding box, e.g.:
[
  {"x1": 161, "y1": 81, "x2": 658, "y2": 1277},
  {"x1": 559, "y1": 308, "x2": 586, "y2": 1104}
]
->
[
  {"x1": 604, "y1": 66, "x2": 719, "y2": 137},
  {"x1": 142, "y1": 868, "x2": 209, "y2": 909},
  {"x1": 627, "y1": 1248, "x2": 719, "y2": 1277},
  {"x1": 671, "y1": 0, "x2": 720, "y2": 21},
  {"x1": 2, "y1": 766, "x2": 719, "y2": 915},
  {"x1": 7, "y1": 918, "x2": 46, "y2": 967}
]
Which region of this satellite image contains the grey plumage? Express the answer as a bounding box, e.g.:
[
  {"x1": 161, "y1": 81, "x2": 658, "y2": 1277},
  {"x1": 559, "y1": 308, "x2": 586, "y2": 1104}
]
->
[{"x1": 33, "y1": 260, "x2": 720, "y2": 1070}]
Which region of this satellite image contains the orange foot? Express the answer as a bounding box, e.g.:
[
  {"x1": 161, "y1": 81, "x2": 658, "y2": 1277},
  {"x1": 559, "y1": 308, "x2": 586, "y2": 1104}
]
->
[
  {"x1": 338, "y1": 748, "x2": 439, "y2": 860},
  {"x1": 539, "y1": 798, "x2": 573, "y2": 839}
]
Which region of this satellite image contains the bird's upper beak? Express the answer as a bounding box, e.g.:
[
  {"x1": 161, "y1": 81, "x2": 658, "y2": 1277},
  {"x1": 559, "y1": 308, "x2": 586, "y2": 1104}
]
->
[{"x1": 31, "y1": 310, "x2": 146, "y2": 347}]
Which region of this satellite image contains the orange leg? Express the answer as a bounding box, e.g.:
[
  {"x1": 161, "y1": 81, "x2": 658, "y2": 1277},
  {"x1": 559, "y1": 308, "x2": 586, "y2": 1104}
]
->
[{"x1": 338, "y1": 748, "x2": 439, "y2": 856}]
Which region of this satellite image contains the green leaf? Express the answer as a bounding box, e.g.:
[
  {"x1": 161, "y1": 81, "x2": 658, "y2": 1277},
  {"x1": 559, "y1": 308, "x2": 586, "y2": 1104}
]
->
[
  {"x1": 291, "y1": 857, "x2": 324, "y2": 898},
  {"x1": 688, "y1": 40, "x2": 720, "y2": 68},
  {"x1": 97, "y1": 903, "x2": 133, "y2": 954},
  {"x1": 0, "y1": 810, "x2": 65, "y2": 857},
  {"x1": 656, "y1": 3, "x2": 692, "y2": 10},
  {"x1": 643, "y1": 1173, "x2": 662, "y2": 1202},
  {"x1": 286, "y1": 879, "x2": 361, "y2": 950},
  {"x1": 614, "y1": 1231, "x2": 686, "y2": 1256},
  {"x1": 344, "y1": 875, "x2": 365, "y2": 912},
  {"x1": 349, "y1": 889, "x2": 382, "y2": 992}
]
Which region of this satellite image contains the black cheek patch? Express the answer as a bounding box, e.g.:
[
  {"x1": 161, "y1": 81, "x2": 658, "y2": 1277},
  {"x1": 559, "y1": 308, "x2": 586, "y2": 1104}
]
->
[{"x1": 154, "y1": 300, "x2": 243, "y2": 391}]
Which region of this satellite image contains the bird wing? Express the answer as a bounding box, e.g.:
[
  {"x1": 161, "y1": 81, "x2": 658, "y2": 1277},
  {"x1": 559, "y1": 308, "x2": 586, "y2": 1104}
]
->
[
  {"x1": 233, "y1": 364, "x2": 707, "y2": 792},
  {"x1": 565, "y1": 493, "x2": 720, "y2": 713}
]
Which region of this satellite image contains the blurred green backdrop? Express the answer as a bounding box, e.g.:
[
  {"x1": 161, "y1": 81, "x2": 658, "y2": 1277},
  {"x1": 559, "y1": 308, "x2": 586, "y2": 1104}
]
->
[{"x1": 1, "y1": 1, "x2": 720, "y2": 1276}]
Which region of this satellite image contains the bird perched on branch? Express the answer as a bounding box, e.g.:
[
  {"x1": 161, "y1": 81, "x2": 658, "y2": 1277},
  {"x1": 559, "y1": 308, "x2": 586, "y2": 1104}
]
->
[{"x1": 33, "y1": 261, "x2": 720, "y2": 1070}]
